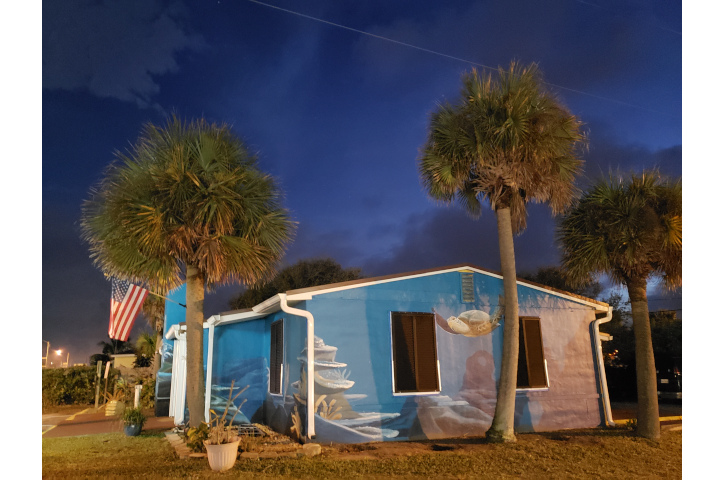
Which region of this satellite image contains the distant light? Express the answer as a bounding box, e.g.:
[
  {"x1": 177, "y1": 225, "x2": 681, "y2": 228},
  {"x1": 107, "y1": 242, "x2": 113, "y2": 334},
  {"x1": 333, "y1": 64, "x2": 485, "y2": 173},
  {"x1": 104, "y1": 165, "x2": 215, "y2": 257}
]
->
[{"x1": 55, "y1": 349, "x2": 62, "y2": 355}]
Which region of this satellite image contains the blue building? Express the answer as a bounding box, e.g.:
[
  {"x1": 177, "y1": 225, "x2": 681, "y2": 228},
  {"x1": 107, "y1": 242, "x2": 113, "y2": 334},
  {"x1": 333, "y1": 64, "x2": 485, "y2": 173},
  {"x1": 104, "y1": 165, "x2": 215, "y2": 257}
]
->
[{"x1": 165, "y1": 264, "x2": 614, "y2": 443}]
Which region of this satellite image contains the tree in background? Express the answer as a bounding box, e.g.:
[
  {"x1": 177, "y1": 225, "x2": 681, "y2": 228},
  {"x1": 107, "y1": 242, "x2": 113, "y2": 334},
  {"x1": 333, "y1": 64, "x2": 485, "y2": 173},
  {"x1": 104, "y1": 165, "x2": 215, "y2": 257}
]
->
[
  {"x1": 230, "y1": 257, "x2": 363, "y2": 309},
  {"x1": 135, "y1": 332, "x2": 157, "y2": 368},
  {"x1": 141, "y1": 294, "x2": 166, "y2": 376},
  {"x1": 599, "y1": 293, "x2": 634, "y2": 368},
  {"x1": 90, "y1": 339, "x2": 135, "y2": 365},
  {"x1": 558, "y1": 171, "x2": 681, "y2": 439},
  {"x1": 81, "y1": 116, "x2": 295, "y2": 427},
  {"x1": 519, "y1": 265, "x2": 602, "y2": 300},
  {"x1": 418, "y1": 61, "x2": 586, "y2": 442}
]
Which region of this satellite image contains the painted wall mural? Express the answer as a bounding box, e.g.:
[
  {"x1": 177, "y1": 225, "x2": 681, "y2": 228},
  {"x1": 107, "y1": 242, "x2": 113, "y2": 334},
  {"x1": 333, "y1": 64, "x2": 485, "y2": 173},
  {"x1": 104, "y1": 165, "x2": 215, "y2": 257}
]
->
[
  {"x1": 291, "y1": 336, "x2": 402, "y2": 443},
  {"x1": 205, "y1": 270, "x2": 606, "y2": 444},
  {"x1": 433, "y1": 296, "x2": 503, "y2": 337}
]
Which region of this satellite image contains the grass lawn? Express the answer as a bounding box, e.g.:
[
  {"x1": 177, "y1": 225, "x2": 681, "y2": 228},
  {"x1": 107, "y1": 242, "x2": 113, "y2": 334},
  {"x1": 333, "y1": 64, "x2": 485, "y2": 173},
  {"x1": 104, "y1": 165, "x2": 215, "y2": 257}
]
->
[{"x1": 42, "y1": 428, "x2": 681, "y2": 479}]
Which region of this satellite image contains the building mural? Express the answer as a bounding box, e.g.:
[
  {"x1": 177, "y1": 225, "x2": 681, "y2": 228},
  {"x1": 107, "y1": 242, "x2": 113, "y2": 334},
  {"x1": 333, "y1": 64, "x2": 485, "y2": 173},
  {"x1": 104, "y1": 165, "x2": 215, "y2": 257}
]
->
[{"x1": 166, "y1": 265, "x2": 611, "y2": 443}]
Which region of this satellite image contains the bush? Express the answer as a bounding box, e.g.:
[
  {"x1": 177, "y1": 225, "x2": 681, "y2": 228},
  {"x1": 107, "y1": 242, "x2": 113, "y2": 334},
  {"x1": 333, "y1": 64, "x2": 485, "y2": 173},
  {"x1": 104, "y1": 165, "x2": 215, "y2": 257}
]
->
[
  {"x1": 140, "y1": 378, "x2": 155, "y2": 409},
  {"x1": 42, "y1": 366, "x2": 121, "y2": 406}
]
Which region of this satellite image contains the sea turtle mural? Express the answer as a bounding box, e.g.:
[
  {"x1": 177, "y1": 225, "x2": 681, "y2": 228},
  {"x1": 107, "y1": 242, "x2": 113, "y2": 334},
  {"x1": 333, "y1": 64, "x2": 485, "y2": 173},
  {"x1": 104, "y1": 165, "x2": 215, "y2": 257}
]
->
[{"x1": 433, "y1": 296, "x2": 504, "y2": 337}]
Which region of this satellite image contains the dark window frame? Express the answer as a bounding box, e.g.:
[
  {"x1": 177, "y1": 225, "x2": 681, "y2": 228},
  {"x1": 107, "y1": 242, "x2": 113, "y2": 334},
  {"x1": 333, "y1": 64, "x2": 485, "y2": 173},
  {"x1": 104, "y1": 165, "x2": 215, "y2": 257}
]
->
[
  {"x1": 269, "y1": 319, "x2": 284, "y2": 395},
  {"x1": 516, "y1": 316, "x2": 548, "y2": 389},
  {"x1": 390, "y1": 312, "x2": 440, "y2": 394}
]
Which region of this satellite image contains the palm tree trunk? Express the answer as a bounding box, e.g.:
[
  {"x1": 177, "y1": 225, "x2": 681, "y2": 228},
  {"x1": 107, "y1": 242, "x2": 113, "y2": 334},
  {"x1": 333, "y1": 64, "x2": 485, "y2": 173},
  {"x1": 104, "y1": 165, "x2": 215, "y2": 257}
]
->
[
  {"x1": 153, "y1": 328, "x2": 163, "y2": 379},
  {"x1": 627, "y1": 277, "x2": 661, "y2": 440},
  {"x1": 486, "y1": 205, "x2": 519, "y2": 443},
  {"x1": 185, "y1": 264, "x2": 206, "y2": 427}
]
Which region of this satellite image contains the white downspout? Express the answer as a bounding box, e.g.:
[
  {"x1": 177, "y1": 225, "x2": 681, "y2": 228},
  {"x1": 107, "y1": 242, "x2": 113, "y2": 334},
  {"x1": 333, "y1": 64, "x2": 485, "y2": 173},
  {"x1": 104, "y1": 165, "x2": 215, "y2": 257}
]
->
[
  {"x1": 278, "y1": 294, "x2": 316, "y2": 440},
  {"x1": 204, "y1": 315, "x2": 220, "y2": 423},
  {"x1": 593, "y1": 307, "x2": 615, "y2": 427}
]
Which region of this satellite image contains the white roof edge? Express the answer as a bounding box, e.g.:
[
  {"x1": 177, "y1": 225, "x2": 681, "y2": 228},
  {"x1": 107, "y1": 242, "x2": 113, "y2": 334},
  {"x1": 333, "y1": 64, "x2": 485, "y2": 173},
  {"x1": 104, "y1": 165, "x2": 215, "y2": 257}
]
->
[
  {"x1": 214, "y1": 309, "x2": 268, "y2": 326},
  {"x1": 289, "y1": 266, "x2": 485, "y2": 299},
  {"x1": 516, "y1": 280, "x2": 609, "y2": 312},
  {"x1": 207, "y1": 265, "x2": 608, "y2": 322},
  {"x1": 284, "y1": 265, "x2": 608, "y2": 312}
]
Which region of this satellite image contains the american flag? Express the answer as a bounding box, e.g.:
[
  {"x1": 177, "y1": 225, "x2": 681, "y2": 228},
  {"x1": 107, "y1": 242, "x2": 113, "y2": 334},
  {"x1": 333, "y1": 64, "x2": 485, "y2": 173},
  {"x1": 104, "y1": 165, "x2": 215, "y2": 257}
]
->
[{"x1": 109, "y1": 278, "x2": 148, "y2": 341}]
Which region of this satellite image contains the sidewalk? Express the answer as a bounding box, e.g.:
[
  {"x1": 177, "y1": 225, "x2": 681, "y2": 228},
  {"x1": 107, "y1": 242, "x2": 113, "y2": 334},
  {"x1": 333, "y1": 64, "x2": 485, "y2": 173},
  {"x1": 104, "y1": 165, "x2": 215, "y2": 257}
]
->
[{"x1": 42, "y1": 406, "x2": 176, "y2": 439}]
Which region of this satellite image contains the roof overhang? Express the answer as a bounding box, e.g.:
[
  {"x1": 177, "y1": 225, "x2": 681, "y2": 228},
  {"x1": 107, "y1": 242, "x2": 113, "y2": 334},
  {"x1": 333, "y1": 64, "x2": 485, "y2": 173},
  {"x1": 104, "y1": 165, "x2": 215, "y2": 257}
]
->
[
  {"x1": 205, "y1": 264, "x2": 609, "y2": 325},
  {"x1": 285, "y1": 264, "x2": 609, "y2": 313}
]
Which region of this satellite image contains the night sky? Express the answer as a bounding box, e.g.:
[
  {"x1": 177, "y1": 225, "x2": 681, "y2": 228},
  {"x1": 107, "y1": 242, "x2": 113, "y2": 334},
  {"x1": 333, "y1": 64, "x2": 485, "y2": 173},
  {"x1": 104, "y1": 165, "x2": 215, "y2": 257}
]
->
[{"x1": 40, "y1": 0, "x2": 683, "y2": 366}]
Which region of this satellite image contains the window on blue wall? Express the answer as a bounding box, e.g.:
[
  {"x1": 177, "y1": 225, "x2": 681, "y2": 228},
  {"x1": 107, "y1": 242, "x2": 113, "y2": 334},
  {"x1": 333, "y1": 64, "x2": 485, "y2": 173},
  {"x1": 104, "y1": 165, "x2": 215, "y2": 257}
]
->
[
  {"x1": 391, "y1": 312, "x2": 440, "y2": 393},
  {"x1": 516, "y1": 317, "x2": 548, "y2": 389},
  {"x1": 270, "y1": 320, "x2": 284, "y2": 394}
]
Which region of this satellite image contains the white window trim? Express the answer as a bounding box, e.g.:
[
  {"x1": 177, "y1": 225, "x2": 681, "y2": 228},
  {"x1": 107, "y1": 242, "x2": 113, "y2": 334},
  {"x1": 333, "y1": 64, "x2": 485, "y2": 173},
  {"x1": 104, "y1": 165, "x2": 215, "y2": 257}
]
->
[
  {"x1": 515, "y1": 359, "x2": 550, "y2": 392},
  {"x1": 269, "y1": 319, "x2": 284, "y2": 396},
  {"x1": 389, "y1": 312, "x2": 442, "y2": 396}
]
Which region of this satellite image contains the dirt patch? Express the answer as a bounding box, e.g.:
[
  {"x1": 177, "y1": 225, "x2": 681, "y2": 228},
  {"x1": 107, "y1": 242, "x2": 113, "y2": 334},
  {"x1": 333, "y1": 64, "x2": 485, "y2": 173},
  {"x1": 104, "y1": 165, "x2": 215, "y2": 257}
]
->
[{"x1": 315, "y1": 436, "x2": 498, "y2": 460}]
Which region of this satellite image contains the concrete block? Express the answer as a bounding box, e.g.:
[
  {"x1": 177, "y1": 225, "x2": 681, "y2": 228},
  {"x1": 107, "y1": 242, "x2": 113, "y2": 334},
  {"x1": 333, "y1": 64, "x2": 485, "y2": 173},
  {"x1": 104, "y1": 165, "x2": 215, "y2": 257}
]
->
[{"x1": 301, "y1": 443, "x2": 321, "y2": 457}]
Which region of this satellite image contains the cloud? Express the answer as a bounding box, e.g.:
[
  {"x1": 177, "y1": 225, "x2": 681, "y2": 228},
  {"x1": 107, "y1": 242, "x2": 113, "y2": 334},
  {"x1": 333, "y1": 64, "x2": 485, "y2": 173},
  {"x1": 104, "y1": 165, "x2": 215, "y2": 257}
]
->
[
  {"x1": 351, "y1": 0, "x2": 680, "y2": 102},
  {"x1": 357, "y1": 139, "x2": 681, "y2": 278},
  {"x1": 359, "y1": 203, "x2": 561, "y2": 278},
  {"x1": 580, "y1": 124, "x2": 682, "y2": 186},
  {"x1": 43, "y1": 0, "x2": 204, "y2": 107}
]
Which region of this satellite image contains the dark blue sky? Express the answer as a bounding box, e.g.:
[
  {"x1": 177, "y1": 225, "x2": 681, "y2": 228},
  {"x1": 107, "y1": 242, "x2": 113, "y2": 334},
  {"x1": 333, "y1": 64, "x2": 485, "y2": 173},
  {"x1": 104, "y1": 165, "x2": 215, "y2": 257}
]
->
[{"x1": 40, "y1": 0, "x2": 682, "y2": 365}]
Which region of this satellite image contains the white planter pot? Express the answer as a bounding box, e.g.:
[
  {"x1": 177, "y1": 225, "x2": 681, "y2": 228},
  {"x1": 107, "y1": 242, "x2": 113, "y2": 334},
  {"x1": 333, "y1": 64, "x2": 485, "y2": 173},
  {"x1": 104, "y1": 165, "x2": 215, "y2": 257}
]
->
[{"x1": 204, "y1": 438, "x2": 240, "y2": 472}]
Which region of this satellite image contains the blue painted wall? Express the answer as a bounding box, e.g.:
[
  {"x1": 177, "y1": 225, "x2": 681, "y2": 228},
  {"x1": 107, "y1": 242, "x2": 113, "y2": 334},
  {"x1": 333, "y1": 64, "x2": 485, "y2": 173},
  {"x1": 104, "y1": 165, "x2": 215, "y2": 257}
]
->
[{"x1": 208, "y1": 269, "x2": 605, "y2": 443}]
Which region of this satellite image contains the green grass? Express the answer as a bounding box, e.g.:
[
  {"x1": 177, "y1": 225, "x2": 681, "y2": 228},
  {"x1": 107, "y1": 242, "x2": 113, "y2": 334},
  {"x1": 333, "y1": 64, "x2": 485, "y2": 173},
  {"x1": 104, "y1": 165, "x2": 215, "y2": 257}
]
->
[{"x1": 42, "y1": 429, "x2": 681, "y2": 479}]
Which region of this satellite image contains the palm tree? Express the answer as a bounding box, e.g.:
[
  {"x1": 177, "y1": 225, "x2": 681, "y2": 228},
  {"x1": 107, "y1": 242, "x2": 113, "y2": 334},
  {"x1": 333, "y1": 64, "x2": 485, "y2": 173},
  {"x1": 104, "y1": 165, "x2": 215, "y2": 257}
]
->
[
  {"x1": 81, "y1": 116, "x2": 295, "y2": 427},
  {"x1": 418, "y1": 61, "x2": 586, "y2": 442},
  {"x1": 98, "y1": 339, "x2": 136, "y2": 355},
  {"x1": 557, "y1": 171, "x2": 681, "y2": 440},
  {"x1": 136, "y1": 331, "x2": 157, "y2": 367},
  {"x1": 142, "y1": 294, "x2": 166, "y2": 376}
]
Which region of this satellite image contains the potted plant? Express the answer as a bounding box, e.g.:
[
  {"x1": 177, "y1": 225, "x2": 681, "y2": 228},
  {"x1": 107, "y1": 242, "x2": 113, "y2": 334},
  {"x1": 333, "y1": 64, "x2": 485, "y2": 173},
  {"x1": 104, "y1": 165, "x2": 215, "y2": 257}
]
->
[
  {"x1": 203, "y1": 381, "x2": 248, "y2": 472},
  {"x1": 122, "y1": 407, "x2": 146, "y2": 436}
]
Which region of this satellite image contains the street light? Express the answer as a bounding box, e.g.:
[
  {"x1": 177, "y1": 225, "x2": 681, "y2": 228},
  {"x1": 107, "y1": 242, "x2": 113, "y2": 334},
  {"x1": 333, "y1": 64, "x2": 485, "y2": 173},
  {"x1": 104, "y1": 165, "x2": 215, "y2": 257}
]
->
[{"x1": 54, "y1": 349, "x2": 70, "y2": 368}]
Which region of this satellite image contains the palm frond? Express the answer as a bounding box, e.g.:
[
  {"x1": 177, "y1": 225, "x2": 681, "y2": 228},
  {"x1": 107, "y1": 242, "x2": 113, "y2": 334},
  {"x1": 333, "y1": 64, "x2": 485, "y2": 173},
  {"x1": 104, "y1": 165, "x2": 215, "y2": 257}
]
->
[{"x1": 417, "y1": 60, "x2": 586, "y2": 233}]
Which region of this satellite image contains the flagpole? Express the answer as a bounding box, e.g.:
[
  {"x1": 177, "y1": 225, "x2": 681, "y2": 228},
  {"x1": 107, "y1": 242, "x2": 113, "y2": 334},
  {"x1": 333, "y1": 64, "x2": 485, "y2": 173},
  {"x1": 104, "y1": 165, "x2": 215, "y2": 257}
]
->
[{"x1": 146, "y1": 290, "x2": 186, "y2": 308}]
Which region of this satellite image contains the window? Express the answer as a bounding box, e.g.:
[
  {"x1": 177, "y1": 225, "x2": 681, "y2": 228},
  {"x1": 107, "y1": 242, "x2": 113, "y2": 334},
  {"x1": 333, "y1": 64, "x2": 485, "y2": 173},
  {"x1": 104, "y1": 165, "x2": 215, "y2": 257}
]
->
[
  {"x1": 516, "y1": 317, "x2": 548, "y2": 389},
  {"x1": 270, "y1": 320, "x2": 283, "y2": 394},
  {"x1": 391, "y1": 312, "x2": 440, "y2": 393}
]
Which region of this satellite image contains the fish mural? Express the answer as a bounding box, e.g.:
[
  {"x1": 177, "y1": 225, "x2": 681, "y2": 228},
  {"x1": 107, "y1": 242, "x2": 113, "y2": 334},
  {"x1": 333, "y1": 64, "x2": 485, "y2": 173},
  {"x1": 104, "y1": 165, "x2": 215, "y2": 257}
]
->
[{"x1": 433, "y1": 296, "x2": 504, "y2": 337}]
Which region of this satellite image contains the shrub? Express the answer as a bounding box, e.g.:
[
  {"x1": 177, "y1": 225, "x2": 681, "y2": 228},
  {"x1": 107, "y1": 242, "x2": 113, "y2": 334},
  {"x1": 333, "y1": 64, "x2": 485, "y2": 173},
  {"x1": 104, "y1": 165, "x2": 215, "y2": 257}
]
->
[
  {"x1": 42, "y1": 366, "x2": 121, "y2": 406},
  {"x1": 140, "y1": 378, "x2": 155, "y2": 409}
]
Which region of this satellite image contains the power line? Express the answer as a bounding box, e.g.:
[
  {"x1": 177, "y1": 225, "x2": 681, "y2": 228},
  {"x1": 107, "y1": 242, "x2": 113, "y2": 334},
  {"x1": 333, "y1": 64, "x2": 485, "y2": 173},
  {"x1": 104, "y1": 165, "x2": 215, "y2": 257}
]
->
[{"x1": 245, "y1": 0, "x2": 680, "y2": 118}]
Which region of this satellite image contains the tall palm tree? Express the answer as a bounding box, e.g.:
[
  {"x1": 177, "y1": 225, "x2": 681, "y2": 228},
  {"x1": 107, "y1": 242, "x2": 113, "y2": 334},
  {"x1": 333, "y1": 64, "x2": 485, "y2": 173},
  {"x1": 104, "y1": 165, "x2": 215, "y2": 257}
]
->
[
  {"x1": 558, "y1": 171, "x2": 681, "y2": 440},
  {"x1": 81, "y1": 116, "x2": 295, "y2": 427},
  {"x1": 418, "y1": 61, "x2": 586, "y2": 442},
  {"x1": 142, "y1": 294, "x2": 166, "y2": 376}
]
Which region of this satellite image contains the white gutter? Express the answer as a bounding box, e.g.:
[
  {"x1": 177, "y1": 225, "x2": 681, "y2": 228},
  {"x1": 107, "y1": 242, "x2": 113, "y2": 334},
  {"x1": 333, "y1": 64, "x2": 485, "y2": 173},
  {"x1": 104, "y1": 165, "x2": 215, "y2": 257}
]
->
[
  {"x1": 165, "y1": 324, "x2": 185, "y2": 340},
  {"x1": 593, "y1": 307, "x2": 615, "y2": 427},
  {"x1": 204, "y1": 315, "x2": 221, "y2": 423},
  {"x1": 278, "y1": 293, "x2": 316, "y2": 440}
]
